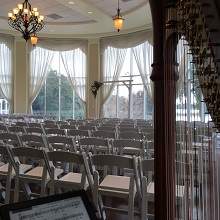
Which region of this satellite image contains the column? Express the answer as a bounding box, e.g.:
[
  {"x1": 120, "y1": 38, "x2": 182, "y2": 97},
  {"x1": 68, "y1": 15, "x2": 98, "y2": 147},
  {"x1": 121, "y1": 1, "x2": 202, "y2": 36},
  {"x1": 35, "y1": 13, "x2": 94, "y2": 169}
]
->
[
  {"x1": 87, "y1": 39, "x2": 100, "y2": 119},
  {"x1": 13, "y1": 39, "x2": 28, "y2": 113}
]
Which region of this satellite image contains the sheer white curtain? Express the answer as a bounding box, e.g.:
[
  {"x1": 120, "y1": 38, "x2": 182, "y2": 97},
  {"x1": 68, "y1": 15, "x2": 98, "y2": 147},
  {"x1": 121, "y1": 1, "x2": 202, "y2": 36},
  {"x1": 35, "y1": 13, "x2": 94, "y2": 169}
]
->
[
  {"x1": 28, "y1": 47, "x2": 54, "y2": 112},
  {"x1": 100, "y1": 30, "x2": 153, "y2": 116},
  {"x1": 61, "y1": 49, "x2": 86, "y2": 102},
  {"x1": 100, "y1": 47, "x2": 127, "y2": 115},
  {"x1": 29, "y1": 38, "x2": 88, "y2": 112},
  {"x1": 0, "y1": 34, "x2": 14, "y2": 112},
  {"x1": 132, "y1": 41, "x2": 153, "y2": 102}
]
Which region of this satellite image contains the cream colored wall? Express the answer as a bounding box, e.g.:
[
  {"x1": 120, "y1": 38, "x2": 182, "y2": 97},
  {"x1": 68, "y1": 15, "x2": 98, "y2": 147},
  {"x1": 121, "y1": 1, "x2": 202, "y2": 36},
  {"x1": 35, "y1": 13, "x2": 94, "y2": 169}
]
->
[
  {"x1": 12, "y1": 38, "x2": 101, "y2": 118},
  {"x1": 13, "y1": 40, "x2": 28, "y2": 113}
]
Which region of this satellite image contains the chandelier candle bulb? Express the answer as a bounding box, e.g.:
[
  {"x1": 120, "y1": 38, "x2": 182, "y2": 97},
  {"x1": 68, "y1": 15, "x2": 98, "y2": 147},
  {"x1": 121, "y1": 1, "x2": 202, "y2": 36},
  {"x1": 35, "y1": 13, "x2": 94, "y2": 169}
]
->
[
  {"x1": 18, "y1": 4, "x2": 23, "y2": 10},
  {"x1": 33, "y1": 8, "x2": 38, "y2": 12},
  {"x1": 13, "y1": 8, "x2": 19, "y2": 15},
  {"x1": 8, "y1": 12, "x2": 13, "y2": 18},
  {"x1": 24, "y1": 8, "x2": 28, "y2": 14},
  {"x1": 39, "y1": 15, "x2": 44, "y2": 20},
  {"x1": 34, "y1": 11, "x2": 39, "y2": 16}
]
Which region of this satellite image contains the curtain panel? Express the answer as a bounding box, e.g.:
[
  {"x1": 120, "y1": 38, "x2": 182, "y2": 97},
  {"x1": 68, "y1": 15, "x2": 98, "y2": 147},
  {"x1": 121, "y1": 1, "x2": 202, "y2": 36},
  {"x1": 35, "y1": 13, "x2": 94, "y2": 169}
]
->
[
  {"x1": 100, "y1": 47, "x2": 127, "y2": 115},
  {"x1": 132, "y1": 41, "x2": 153, "y2": 102},
  {"x1": 0, "y1": 34, "x2": 14, "y2": 113},
  {"x1": 61, "y1": 49, "x2": 86, "y2": 102},
  {"x1": 28, "y1": 47, "x2": 54, "y2": 113}
]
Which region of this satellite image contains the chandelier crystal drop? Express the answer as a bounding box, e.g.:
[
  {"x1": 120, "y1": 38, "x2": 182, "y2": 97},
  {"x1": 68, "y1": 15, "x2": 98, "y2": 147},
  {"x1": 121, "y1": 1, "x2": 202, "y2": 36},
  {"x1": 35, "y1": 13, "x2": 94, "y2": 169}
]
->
[
  {"x1": 113, "y1": 0, "x2": 124, "y2": 32},
  {"x1": 8, "y1": 0, "x2": 44, "y2": 42}
]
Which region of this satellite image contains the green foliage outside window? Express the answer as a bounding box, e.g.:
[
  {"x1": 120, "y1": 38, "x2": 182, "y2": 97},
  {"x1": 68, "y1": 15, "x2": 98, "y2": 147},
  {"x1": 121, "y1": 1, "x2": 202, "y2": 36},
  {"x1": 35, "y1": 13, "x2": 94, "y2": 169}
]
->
[{"x1": 32, "y1": 70, "x2": 85, "y2": 119}]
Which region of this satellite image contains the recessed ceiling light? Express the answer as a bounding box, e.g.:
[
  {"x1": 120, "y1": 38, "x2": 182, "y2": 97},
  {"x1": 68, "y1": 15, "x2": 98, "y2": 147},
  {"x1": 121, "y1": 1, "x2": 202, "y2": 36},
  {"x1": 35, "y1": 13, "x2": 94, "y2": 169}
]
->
[
  {"x1": 87, "y1": 11, "x2": 93, "y2": 14},
  {"x1": 68, "y1": 1, "x2": 75, "y2": 4}
]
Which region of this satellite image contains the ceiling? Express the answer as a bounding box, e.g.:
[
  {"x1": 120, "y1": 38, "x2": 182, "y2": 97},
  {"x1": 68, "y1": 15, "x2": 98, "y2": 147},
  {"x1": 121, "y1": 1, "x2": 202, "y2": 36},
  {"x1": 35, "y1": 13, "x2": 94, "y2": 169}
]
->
[{"x1": 0, "y1": 0, "x2": 152, "y2": 37}]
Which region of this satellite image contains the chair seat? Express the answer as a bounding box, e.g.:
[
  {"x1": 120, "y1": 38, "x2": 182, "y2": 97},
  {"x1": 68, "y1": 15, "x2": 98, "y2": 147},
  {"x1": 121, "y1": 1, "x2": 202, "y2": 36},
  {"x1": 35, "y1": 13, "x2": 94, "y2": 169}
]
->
[
  {"x1": 147, "y1": 182, "x2": 185, "y2": 201},
  {"x1": 0, "y1": 163, "x2": 11, "y2": 174},
  {"x1": 25, "y1": 166, "x2": 63, "y2": 179},
  {"x1": 0, "y1": 162, "x2": 5, "y2": 167},
  {"x1": 100, "y1": 175, "x2": 131, "y2": 192},
  {"x1": 59, "y1": 172, "x2": 82, "y2": 183},
  {"x1": 0, "y1": 163, "x2": 32, "y2": 175}
]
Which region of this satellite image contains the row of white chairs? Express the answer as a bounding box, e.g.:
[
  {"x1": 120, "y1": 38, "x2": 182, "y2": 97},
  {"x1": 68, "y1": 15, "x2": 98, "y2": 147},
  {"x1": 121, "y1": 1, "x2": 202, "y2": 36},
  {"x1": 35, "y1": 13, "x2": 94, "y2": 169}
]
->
[
  {"x1": 0, "y1": 143, "x2": 185, "y2": 220},
  {"x1": 0, "y1": 123, "x2": 154, "y2": 143},
  {"x1": 0, "y1": 132, "x2": 153, "y2": 158},
  {"x1": 0, "y1": 142, "x2": 155, "y2": 220}
]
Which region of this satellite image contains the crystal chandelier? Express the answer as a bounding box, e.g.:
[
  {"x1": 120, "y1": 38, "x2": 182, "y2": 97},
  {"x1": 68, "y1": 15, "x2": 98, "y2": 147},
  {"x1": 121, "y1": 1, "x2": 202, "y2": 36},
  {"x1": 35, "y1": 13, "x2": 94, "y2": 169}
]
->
[
  {"x1": 113, "y1": 0, "x2": 124, "y2": 32},
  {"x1": 8, "y1": 0, "x2": 44, "y2": 42}
]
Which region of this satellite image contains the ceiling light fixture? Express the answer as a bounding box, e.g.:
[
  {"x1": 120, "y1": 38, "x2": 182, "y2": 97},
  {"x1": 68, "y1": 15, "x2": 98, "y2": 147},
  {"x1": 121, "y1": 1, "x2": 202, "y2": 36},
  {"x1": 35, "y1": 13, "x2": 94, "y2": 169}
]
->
[
  {"x1": 87, "y1": 11, "x2": 93, "y2": 14},
  {"x1": 68, "y1": 1, "x2": 75, "y2": 5},
  {"x1": 8, "y1": 0, "x2": 44, "y2": 44},
  {"x1": 113, "y1": 0, "x2": 124, "y2": 32}
]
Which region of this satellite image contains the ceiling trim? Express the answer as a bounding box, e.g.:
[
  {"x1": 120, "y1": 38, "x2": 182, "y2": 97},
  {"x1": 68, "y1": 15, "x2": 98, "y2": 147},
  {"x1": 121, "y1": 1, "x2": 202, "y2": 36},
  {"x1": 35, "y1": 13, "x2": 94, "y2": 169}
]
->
[{"x1": 0, "y1": 24, "x2": 152, "y2": 40}]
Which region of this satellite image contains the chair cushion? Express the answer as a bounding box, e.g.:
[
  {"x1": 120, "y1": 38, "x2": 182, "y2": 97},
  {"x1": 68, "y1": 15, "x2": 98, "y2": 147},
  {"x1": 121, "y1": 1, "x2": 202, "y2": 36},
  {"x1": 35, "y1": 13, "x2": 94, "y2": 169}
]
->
[
  {"x1": 0, "y1": 163, "x2": 32, "y2": 175},
  {"x1": 25, "y1": 167, "x2": 63, "y2": 179},
  {"x1": 59, "y1": 172, "x2": 82, "y2": 184},
  {"x1": 100, "y1": 175, "x2": 131, "y2": 192}
]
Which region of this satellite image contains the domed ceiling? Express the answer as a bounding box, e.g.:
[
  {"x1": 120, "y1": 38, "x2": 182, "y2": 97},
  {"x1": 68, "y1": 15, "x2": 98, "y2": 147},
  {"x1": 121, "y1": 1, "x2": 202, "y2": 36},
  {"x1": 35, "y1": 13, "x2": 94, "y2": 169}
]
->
[{"x1": 0, "y1": 0, "x2": 152, "y2": 37}]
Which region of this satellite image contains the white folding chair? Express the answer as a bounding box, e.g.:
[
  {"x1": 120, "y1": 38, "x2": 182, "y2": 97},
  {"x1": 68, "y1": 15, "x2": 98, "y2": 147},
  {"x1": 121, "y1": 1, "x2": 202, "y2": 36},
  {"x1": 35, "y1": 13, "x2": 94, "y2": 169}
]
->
[
  {"x1": 0, "y1": 132, "x2": 22, "y2": 147},
  {"x1": 89, "y1": 154, "x2": 139, "y2": 220},
  {"x1": 11, "y1": 147, "x2": 63, "y2": 202},
  {"x1": 20, "y1": 134, "x2": 48, "y2": 149},
  {"x1": 119, "y1": 131, "x2": 144, "y2": 140},
  {"x1": 79, "y1": 137, "x2": 111, "y2": 154},
  {"x1": 25, "y1": 127, "x2": 45, "y2": 136},
  {"x1": 92, "y1": 130, "x2": 116, "y2": 139},
  {"x1": 139, "y1": 159, "x2": 185, "y2": 220},
  {"x1": 44, "y1": 128, "x2": 66, "y2": 136},
  {"x1": 47, "y1": 136, "x2": 77, "y2": 152},
  {"x1": 7, "y1": 126, "x2": 26, "y2": 135},
  {"x1": 0, "y1": 144, "x2": 18, "y2": 203},
  {"x1": 46, "y1": 151, "x2": 92, "y2": 195},
  {"x1": 113, "y1": 139, "x2": 145, "y2": 158}
]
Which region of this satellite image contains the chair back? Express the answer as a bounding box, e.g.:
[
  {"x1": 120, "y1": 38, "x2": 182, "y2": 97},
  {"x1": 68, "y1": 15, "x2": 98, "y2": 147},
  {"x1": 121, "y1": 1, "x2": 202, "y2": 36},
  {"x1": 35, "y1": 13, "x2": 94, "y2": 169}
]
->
[
  {"x1": 119, "y1": 131, "x2": 143, "y2": 140},
  {"x1": 47, "y1": 136, "x2": 76, "y2": 152},
  {"x1": 67, "y1": 129, "x2": 90, "y2": 138},
  {"x1": 0, "y1": 132, "x2": 22, "y2": 147},
  {"x1": 45, "y1": 128, "x2": 66, "y2": 136},
  {"x1": 25, "y1": 127, "x2": 45, "y2": 135},
  {"x1": 92, "y1": 130, "x2": 116, "y2": 139},
  {"x1": 20, "y1": 134, "x2": 47, "y2": 149},
  {"x1": 8, "y1": 126, "x2": 26, "y2": 134}
]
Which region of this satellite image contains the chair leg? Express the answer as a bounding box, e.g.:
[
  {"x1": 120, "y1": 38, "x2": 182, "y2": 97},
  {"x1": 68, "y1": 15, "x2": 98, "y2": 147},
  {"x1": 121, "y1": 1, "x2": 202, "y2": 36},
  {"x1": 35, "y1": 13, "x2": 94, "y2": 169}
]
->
[
  {"x1": 40, "y1": 179, "x2": 47, "y2": 197},
  {"x1": 49, "y1": 181, "x2": 55, "y2": 195},
  {"x1": 128, "y1": 177, "x2": 135, "y2": 220},
  {"x1": 128, "y1": 194, "x2": 135, "y2": 220},
  {"x1": 13, "y1": 177, "x2": 19, "y2": 203},
  {"x1": 5, "y1": 173, "x2": 12, "y2": 203},
  {"x1": 141, "y1": 177, "x2": 148, "y2": 220}
]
